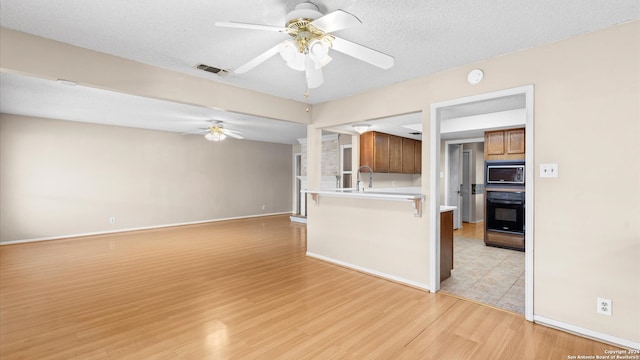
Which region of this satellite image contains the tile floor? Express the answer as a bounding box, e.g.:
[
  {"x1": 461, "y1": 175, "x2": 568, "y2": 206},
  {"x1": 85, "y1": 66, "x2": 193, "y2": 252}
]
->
[{"x1": 440, "y1": 236, "x2": 525, "y2": 315}]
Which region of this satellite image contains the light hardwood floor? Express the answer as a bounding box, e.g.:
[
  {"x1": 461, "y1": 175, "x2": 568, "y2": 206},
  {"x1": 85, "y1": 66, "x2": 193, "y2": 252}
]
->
[
  {"x1": 0, "y1": 215, "x2": 616, "y2": 359},
  {"x1": 454, "y1": 221, "x2": 485, "y2": 240}
]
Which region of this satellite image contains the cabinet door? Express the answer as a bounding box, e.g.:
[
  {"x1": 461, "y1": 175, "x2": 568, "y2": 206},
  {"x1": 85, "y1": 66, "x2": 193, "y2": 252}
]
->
[
  {"x1": 485, "y1": 130, "x2": 505, "y2": 157},
  {"x1": 373, "y1": 132, "x2": 390, "y2": 172},
  {"x1": 414, "y1": 140, "x2": 422, "y2": 174},
  {"x1": 359, "y1": 132, "x2": 374, "y2": 170},
  {"x1": 402, "y1": 138, "x2": 415, "y2": 173},
  {"x1": 506, "y1": 128, "x2": 525, "y2": 154},
  {"x1": 440, "y1": 210, "x2": 454, "y2": 281},
  {"x1": 388, "y1": 135, "x2": 402, "y2": 173}
]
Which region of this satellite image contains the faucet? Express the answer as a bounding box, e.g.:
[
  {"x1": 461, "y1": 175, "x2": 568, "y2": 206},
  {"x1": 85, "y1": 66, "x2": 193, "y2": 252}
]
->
[{"x1": 356, "y1": 165, "x2": 373, "y2": 191}]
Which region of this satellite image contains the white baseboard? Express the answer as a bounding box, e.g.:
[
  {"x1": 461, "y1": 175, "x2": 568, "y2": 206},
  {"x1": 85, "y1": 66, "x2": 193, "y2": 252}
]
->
[
  {"x1": 0, "y1": 212, "x2": 294, "y2": 245},
  {"x1": 306, "y1": 251, "x2": 430, "y2": 291},
  {"x1": 534, "y1": 315, "x2": 640, "y2": 350},
  {"x1": 289, "y1": 216, "x2": 307, "y2": 224}
]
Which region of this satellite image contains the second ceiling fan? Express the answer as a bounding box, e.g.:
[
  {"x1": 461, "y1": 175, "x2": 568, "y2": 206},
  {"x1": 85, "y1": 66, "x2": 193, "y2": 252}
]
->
[{"x1": 215, "y1": 2, "x2": 394, "y2": 89}]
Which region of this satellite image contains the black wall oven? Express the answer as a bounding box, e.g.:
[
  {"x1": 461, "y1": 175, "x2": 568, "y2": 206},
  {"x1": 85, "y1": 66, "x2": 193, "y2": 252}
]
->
[
  {"x1": 486, "y1": 191, "x2": 525, "y2": 234},
  {"x1": 484, "y1": 160, "x2": 526, "y2": 250}
]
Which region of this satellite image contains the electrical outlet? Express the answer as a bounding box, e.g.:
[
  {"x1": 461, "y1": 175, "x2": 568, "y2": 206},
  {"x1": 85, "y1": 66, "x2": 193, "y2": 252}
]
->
[
  {"x1": 597, "y1": 297, "x2": 612, "y2": 316},
  {"x1": 109, "y1": 217, "x2": 116, "y2": 224},
  {"x1": 540, "y1": 163, "x2": 559, "y2": 178}
]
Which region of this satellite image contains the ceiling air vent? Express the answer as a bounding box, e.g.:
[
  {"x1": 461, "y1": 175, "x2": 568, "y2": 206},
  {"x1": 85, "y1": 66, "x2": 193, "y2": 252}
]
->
[{"x1": 195, "y1": 63, "x2": 228, "y2": 76}]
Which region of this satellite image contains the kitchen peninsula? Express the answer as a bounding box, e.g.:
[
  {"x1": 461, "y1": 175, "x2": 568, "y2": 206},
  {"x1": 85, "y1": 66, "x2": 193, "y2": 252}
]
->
[{"x1": 305, "y1": 187, "x2": 454, "y2": 290}]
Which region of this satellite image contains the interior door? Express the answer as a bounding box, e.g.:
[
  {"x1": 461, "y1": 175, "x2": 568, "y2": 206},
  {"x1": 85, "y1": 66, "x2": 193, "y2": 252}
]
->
[
  {"x1": 447, "y1": 144, "x2": 462, "y2": 228},
  {"x1": 462, "y1": 150, "x2": 471, "y2": 222}
]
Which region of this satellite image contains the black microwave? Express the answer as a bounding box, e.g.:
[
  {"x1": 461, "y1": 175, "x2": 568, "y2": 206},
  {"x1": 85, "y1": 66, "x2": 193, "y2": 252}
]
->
[{"x1": 486, "y1": 161, "x2": 525, "y2": 185}]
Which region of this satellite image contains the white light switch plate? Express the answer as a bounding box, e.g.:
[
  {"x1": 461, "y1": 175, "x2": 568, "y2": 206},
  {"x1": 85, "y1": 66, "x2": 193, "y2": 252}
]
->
[{"x1": 540, "y1": 163, "x2": 559, "y2": 178}]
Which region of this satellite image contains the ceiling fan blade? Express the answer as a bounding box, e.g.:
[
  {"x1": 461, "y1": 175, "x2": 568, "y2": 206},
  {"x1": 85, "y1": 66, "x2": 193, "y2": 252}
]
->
[
  {"x1": 331, "y1": 37, "x2": 394, "y2": 69},
  {"x1": 222, "y1": 129, "x2": 244, "y2": 139},
  {"x1": 235, "y1": 43, "x2": 282, "y2": 74},
  {"x1": 215, "y1": 21, "x2": 287, "y2": 33},
  {"x1": 310, "y1": 10, "x2": 361, "y2": 33}
]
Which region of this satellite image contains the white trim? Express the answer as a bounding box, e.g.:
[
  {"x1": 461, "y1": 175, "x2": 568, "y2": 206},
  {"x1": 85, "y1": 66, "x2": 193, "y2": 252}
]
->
[
  {"x1": 461, "y1": 149, "x2": 472, "y2": 223},
  {"x1": 444, "y1": 142, "x2": 462, "y2": 228},
  {"x1": 339, "y1": 144, "x2": 353, "y2": 188},
  {"x1": 523, "y1": 86, "x2": 535, "y2": 322},
  {"x1": 289, "y1": 215, "x2": 307, "y2": 224},
  {"x1": 430, "y1": 84, "x2": 535, "y2": 321},
  {"x1": 429, "y1": 106, "x2": 441, "y2": 291},
  {"x1": 534, "y1": 315, "x2": 640, "y2": 350},
  {"x1": 445, "y1": 137, "x2": 485, "y2": 144},
  {"x1": 0, "y1": 212, "x2": 294, "y2": 245},
  {"x1": 467, "y1": 219, "x2": 484, "y2": 224},
  {"x1": 293, "y1": 152, "x2": 302, "y2": 214},
  {"x1": 297, "y1": 134, "x2": 339, "y2": 144},
  {"x1": 306, "y1": 252, "x2": 431, "y2": 291}
]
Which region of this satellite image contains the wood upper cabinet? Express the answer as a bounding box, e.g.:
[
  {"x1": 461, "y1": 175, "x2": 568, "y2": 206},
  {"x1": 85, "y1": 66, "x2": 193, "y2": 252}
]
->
[
  {"x1": 360, "y1": 131, "x2": 422, "y2": 174},
  {"x1": 402, "y1": 138, "x2": 415, "y2": 173},
  {"x1": 506, "y1": 129, "x2": 525, "y2": 155},
  {"x1": 373, "y1": 132, "x2": 390, "y2": 172},
  {"x1": 484, "y1": 128, "x2": 525, "y2": 160},
  {"x1": 360, "y1": 131, "x2": 389, "y2": 172},
  {"x1": 389, "y1": 135, "x2": 402, "y2": 173},
  {"x1": 486, "y1": 131, "x2": 505, "y2": 156},
  {"x1": 414, "y1": 140, "x2": 422, "y2": 173}
]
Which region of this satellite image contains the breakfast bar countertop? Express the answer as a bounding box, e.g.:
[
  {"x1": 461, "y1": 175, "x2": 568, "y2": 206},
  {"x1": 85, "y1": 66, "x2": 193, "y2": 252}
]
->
[{"x1": 303, "y1": 187, "x2": 423, "y2": 200}]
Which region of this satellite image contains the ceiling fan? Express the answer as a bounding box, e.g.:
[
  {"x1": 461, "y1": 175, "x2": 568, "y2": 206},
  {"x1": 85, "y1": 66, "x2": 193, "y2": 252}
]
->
[
  {"x1": 215, "y1": 2, "x2": 394, "y2": 89},
  {"x1": 184, "y1": 120, "x2": 244, "y2": 141}
]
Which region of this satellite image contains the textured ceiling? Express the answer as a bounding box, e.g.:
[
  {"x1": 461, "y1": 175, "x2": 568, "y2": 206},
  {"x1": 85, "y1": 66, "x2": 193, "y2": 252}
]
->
[{"x1": 0, "y1": 0, "x2": 638, "y2": 143}]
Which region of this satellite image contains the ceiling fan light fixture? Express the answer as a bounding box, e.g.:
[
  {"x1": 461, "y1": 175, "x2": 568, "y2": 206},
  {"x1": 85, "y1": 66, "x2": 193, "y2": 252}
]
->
[
  {"x1": 352, "y1": 124, "x2": 371, "y2": 134},
  {"x1": 309, "y1": 39, "x2": 329, "y2": 60},
  {"x1": 279, "y1": 40, "x2": 297, "y2": 62},
  {"x1": 205, "y1": 132, "x2": 226, "y2": 141},
  {"x1": 287, "y1": 54, "x2": 306, "y2": 71},
  {"x1": 205, "y1": 126, "x2": 227, "y2": 141},
  {"x1": 280, "y1": 40, "x2": 306, "y2": 71},
  {"x1": 308, "y1": 39, "x2": 332, "y2": 70}
]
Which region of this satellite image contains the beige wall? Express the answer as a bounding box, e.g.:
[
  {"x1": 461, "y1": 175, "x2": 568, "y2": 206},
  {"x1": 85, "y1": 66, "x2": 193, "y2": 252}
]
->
[
  {"x1": 308, "y1": 22, "x2": 639, "y2": 344},
  {"x1": 307, "y1": 196, "x2": 428, "y2": 288},
  {"x1": 0, "y1": 114, "x2": 293, "y2": 242}
]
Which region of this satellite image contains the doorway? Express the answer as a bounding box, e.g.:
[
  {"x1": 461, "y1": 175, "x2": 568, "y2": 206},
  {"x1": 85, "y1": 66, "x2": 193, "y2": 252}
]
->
[
  {"x1": 429, "y1": 85, "x2": 534, "y2": 321},
  {"x1": 445, "y1": 143, "x2": 478, "y2": 229}
]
